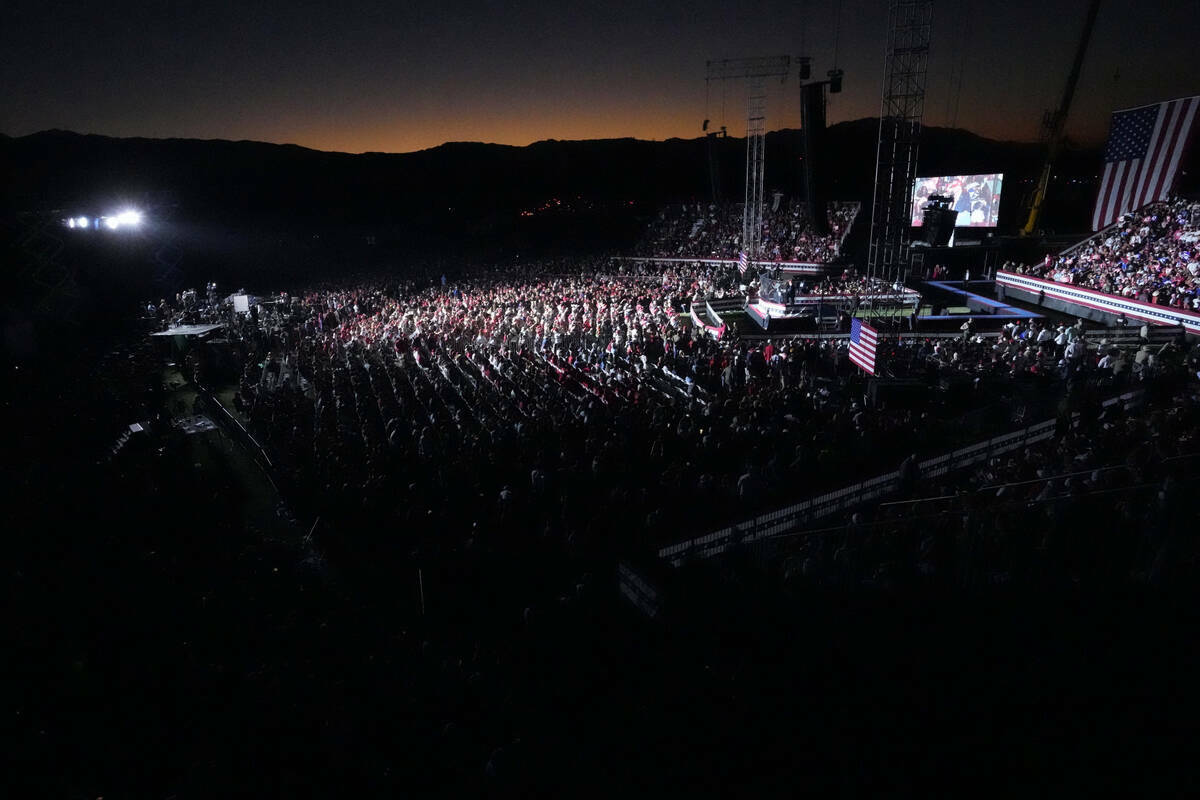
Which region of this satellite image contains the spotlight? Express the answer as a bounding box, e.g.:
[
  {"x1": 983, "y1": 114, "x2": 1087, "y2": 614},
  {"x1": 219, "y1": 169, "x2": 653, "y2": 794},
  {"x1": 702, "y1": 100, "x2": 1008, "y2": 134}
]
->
[
  {"x1": 116, "y1": 210, "x2": 142, "y2": 226},
  {"x1": 68, "y1": 218, "x2": 76, "y2": 228},
  {"x1": 78, "y1": 216, "x2": 89, "y2": 228},
  {"x1": 104, "y1": 216, "x2": 119, "y2": 229}
]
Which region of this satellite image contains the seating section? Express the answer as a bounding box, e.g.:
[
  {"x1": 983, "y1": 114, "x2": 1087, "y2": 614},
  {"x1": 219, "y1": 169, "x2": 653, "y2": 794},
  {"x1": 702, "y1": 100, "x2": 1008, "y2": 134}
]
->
[
  {"x1": 1012, "y1": 197, "x2": 1200, "y2": 312},
  {"x1": 637, "y1": 199, "x2": 860, "y2": 262},
  {"x1": 141, "y1": 254, "x2": 1194, "y2": 561}
]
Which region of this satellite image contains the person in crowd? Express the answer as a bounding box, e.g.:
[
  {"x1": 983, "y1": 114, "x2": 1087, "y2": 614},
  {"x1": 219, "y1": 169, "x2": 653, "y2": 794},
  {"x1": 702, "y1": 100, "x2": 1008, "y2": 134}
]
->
[
  {"x1": 1016, "y1": 197, "x2": 1200, "y2": 313},
  {"x1": 634, "y1": 198, "x2": 861, "y2": 263},
  {"x1": 170, "y1": 237, "x2": 1193, "y2": 580}
]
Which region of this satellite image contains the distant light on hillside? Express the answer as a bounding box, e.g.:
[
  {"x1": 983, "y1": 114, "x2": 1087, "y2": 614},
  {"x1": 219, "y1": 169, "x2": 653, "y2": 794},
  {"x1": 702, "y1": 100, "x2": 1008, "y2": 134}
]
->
[{"x1": 64, "y1": 209, "x2": 142, "y2": 231}]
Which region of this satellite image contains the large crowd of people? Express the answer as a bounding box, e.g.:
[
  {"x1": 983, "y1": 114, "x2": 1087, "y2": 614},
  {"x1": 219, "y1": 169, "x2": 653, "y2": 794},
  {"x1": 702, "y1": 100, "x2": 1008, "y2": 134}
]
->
[
  {"x1": 135, "y1": 199, "x2": 1200, "y2": 675},
  {"x1": 780, "y1": 381, "x2": 1200, "y2": 591},
  {"x1": 132, "y1": 245, "x2": 1191, "y2": 571},
  {"x1": 1012, "y1": 197, "x2": 1200, "y2": 311},
  {"x1": 49, "y1": 193, "x2": 1199, "y2": 795},
  {"x1": 223, "y1": 263, "x2": 887, "y2": 551},
  {"x1": 636, "y1": 198, "x2": 860, "y2": 262},
  {"x1": 882, "y1": 314, "x2": 1191, "y2": 383}
]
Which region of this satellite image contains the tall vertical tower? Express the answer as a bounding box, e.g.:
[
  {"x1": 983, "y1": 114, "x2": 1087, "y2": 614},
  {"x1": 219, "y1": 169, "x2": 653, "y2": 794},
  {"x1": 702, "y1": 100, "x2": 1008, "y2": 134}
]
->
[
  {"x1": 867, "y1": 0, "x2": 932, "y2": 280},
  {"x1": 743, "y1": 79, "x2": 768, "y2": 262},
  {"x1": 706, "y1": 56, "x2": 792, "y2": 265}
]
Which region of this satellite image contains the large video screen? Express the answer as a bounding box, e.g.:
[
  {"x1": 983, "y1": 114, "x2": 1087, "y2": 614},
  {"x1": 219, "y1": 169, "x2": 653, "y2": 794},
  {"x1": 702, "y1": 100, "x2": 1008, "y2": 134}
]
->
[{"x1": 911, "y1": 174, "x2": 1004, "y2": 227}]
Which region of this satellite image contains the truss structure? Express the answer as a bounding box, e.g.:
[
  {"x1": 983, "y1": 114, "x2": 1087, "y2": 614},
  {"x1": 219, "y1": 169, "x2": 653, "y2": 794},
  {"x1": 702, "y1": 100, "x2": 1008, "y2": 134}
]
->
[
  {"x1": 706, "y1": 56, "x2": 791, "y2": 264},
  {"x1": 867, "y1": 0, "x2": 932, "y2": 280},
  {"x1": 705, "y1": 127, "x2": 726, "y2": 204},
  {"x1": 744, "y1": 83, "x2": 768, "y2": 261}
]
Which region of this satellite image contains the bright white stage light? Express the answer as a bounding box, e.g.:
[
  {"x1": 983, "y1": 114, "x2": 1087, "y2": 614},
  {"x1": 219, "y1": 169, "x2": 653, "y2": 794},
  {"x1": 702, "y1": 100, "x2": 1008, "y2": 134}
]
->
[
  {"x1": 116, "y1": 210, "x2": 142, "y2": 226},
  {"x1": 104, "y1": 216, "x2": 119, "y2": 229},
  {"x1": 78, "y1": 217, "x2": 89, "y2": 228},
  {"x1": 68, "y1": 218, "x2": 76, "y2": 228}
]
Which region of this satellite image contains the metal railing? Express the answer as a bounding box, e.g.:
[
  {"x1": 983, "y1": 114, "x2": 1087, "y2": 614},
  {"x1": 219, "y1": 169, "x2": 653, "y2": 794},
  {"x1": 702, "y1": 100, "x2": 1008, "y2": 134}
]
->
[
  {"x1": 658, "y1": 388, "x2": 1146, "y2": 567},
  {"x1": 996, "y1": 270, "x2": 1200, "y2": 336},
  {"x1": 1055, "y1": 212, "x2": 1127, "y2": 259},
  {"x1": 762, "y1": 450, "x2": 1200, "y2": 589},
  {"x1": 615, "y1": 256, "x2": 830, "y2": 272},
  {"x1": 736, "y1": 330, "x2": 1000, "y2": 342},
  {"x1": 705, "y1": 296, "x2": 748, "y2": 313},
  {"x1": 689, "y1": 302, "x2": 727, "y2": 339},
  {"x1": 194, "y1": 377, "x2": 281, "y2": 495}
]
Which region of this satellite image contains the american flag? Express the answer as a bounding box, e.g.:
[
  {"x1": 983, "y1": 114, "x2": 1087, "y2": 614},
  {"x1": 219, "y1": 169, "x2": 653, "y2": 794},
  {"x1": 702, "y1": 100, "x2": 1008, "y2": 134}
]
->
[
  {"x1": 1092, "y1": 96, "x2": 1199, "y2": 231},
  {"x1": 848, "y1": 318, "x2": 878, "y2": 375},
  {"x1": 737, "y1": 251, "x2": 749, "y2": 276}
]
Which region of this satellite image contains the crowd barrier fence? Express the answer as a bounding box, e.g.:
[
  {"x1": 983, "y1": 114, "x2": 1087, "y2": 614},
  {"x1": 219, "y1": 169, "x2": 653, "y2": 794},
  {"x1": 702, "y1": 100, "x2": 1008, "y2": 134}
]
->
[
  {"x1": 658, "y1": 389, "x2": 1146, "y2": 567},
  {"x1": 194, "y1": 377, "x2": 282, "y2": 497},
  {"x1": 996, "y1": 270, "x2": 1200, "y2": 336}
]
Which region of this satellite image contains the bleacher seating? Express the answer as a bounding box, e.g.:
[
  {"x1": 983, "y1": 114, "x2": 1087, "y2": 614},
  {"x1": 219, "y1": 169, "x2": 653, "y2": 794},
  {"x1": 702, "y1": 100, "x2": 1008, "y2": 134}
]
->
[
  {"x1": 637, "y1": 199, "x2": 860, "y2": 262},
  {"x1": 1014, "y1": 197, "x2": 1200, "y2": 311}
]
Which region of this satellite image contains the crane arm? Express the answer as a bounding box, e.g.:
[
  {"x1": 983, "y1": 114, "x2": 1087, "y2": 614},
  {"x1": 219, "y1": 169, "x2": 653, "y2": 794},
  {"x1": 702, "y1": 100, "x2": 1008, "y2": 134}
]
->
[{"x1": 1022, "y1": 0, "x2": 1102, "y2": 237}]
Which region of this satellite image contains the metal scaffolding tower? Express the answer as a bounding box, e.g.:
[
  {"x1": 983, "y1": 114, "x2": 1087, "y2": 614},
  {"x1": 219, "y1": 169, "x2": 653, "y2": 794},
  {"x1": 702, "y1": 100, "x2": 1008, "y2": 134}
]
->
[
  {"x1": 703, "y1": 123, "x2": 727, "y2": 204},
  {"x1": 706, "y1": 56, "x2": 791, "y2": 263},
  {"x1": 744, "y1": 85, "x2": 768, "y2": 260},
  {"x1": 867, "y1": 0, "x2": 932, "y2": 280}
]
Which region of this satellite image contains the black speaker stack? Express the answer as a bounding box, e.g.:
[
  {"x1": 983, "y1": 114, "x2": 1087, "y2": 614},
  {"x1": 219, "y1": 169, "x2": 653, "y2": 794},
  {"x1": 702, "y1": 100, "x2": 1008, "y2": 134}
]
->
[{"x1": 921, "y1": 194, "x2": 957, "y2": 246}]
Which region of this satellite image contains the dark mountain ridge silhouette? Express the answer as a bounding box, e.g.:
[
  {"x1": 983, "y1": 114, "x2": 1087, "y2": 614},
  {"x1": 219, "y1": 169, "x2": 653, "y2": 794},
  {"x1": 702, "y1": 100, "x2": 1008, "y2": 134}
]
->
[{"x1": 2, "y1": 122, "x2": 1102, "y2": 233}]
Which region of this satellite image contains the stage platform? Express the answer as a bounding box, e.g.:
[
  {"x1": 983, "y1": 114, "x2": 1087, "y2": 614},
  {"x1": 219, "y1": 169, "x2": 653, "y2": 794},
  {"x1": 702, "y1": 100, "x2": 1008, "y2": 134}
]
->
[
  {"x1": 748, "y1": 290, "x2": 922, "y2": 332},
  {"x1": 746, "y1": 280, "x2": 1049, "y2": 334},
  {"x1": 919, "y1": 280, "x2": 1043, "y2": 322},
  {"x1": 151, "y1": 323, "x2": 225, "y2": 337},
  {"x1": 995, "y1": 270, "x2": 1200, "y2": 336}
]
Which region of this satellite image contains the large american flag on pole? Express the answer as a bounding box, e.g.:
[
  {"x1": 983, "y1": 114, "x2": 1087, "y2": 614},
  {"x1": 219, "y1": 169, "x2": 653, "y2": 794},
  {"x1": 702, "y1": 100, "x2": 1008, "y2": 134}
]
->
[
  {"x1": 848, "y1": 318, "x2": 878, "y2": 375},
  {"x1": 1091, "y1": 96, "x2": 1199, "y2": 231},
  {"x1": 738, "y1": 251, "x2": 749, "y2": 276}
]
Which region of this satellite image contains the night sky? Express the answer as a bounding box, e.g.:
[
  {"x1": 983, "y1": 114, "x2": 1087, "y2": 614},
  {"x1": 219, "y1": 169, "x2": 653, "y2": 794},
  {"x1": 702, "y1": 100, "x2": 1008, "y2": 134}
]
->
[{"x1": 3, "y1": 0, "x2": 1195, "y2": 154}]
